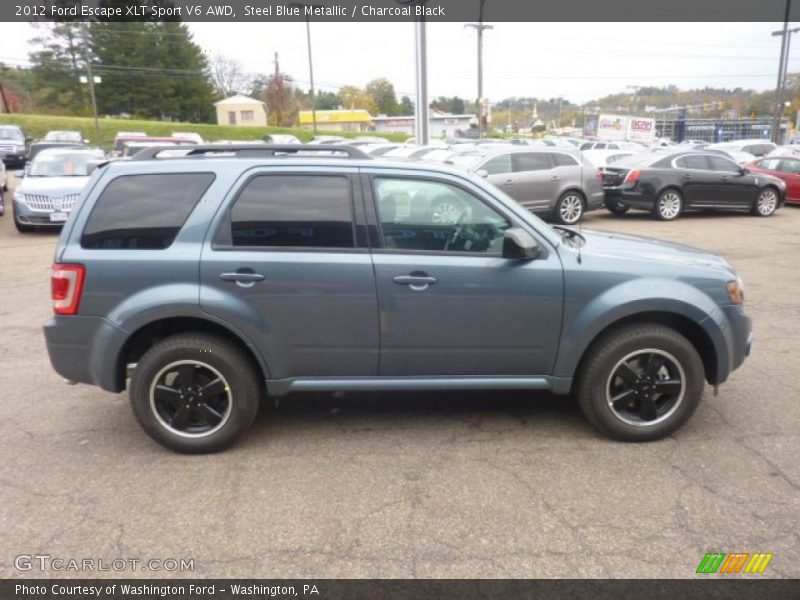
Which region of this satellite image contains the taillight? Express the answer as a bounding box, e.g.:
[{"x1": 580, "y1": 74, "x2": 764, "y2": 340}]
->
[
  {"x1": 623, "y1": 169, "x2": 641, "y2": 184},
  {"x1": 595, "y1": 169, "x2": 603, "y2": 182},
  {"x1": 51, "y1": 264, "x2": 85, "y2": 315}
]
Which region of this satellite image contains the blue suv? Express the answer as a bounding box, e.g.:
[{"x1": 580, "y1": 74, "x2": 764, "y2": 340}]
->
[{"x1": 44, "y1": 145, "x2": 753, "y2": 453}]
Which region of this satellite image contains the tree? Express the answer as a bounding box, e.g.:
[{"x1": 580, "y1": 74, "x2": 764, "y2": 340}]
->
[
  {"x1": 27, "y1": 22, "x2": 89, "y2": 115},
  {"x1": 365, "y1": 78, "x2": 398, "y2": 116},
  {"x1": 398, "y1": 96, "x2": 414, "y2": 116},
  {"x1": 209, "y1": 54, "x2": 251, "y2": 98},
  {"x1": 338, "y1": 85, "x2": 376, "y2": 113},
  {"x1": 430, "y1": 96, "x2": 467, "y2": 114}
]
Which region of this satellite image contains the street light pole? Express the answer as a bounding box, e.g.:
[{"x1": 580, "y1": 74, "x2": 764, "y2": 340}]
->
[
  {"x1": 465, "y1": 0, "x2": 493, "y2": 139},
  {"x1": 771, "y1": 0, "x2": 793, "y2": 142},
  {"x1": 304, "y1": 18, "x2": 317, "y2": 135},
  {"x1": 414, "y1": 19, "x2": 429, "y2": 145}
]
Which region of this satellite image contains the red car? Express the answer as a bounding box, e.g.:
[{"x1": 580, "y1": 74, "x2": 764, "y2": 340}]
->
[{"x1": 746, "y1": 156, "x2": 800, "y2": 205}]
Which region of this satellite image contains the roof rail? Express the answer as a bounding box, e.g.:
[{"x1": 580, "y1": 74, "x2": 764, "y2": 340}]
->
[{"x1": 130, "y1": 144, "x2": 372, "y2": 160}]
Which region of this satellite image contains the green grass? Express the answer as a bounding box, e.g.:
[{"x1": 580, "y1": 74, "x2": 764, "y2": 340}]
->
[{"x1": 0, "y1": 113, "x2": 408, "y2": 148}]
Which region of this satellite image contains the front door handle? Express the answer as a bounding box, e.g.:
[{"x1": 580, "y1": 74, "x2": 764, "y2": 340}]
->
[
  {"x1": 550, "y1": 176, "x2": 561, "y2": 181},
  {"x1": 502, "y1": 179, "x2": 514, "y2": 185},
  {"x1": 682, "y1": 174, "x2": 692, "y2": 180},
  {"x1": 393, "y1": 274, "x2": 438, "y2": 291},
  {"x1": 220, "y1": 270, "x2": 265, "y2": 287}
]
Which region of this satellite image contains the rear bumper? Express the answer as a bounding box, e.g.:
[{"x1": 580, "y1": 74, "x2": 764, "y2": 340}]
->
[
  {"x1": 44, "y1": 316, "x2": 128, "y2": 393},
  {"x1": 586, "y1": 190, "x2": 605, "y2": 211},
  {"x1": 603, "y1": 188, "x2": 654, "y2": 210}
]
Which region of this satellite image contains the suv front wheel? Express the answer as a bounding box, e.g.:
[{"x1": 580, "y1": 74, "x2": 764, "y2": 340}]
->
[
  {"x1": 130, "y1": 333, "x2": 261, "y2": 453},
  {"x1": 575, "y1": 324, "x2": 704, "y2": 442}
]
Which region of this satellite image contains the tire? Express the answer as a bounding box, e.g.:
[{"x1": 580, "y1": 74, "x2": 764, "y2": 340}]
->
[
  {"x1": 574, "y1": 323, "x2": 704, "y2": 442},
  {"x1": 129, "y1": 333, "x2": 261, "y2": 453},
  {"x1": 553, "y1": 191, "x2": 585, "y2": 225},
  {"x1": 652, "y1": 189, "x2": 683, "y2": 221},
  {"x1": 605, "y1": 198, "x2": 630, "y2": 215},
  {"x1": 751, "y1": 187, "x2": 778, "y2": 217}
]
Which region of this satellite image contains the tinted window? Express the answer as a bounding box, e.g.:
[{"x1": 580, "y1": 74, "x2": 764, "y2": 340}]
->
[
  {"x1": 374, "y1": 178, "x2": 510, "y2": 254},
  {"x1": 481, "y1": 154, "x2": 512, "y2": 175},
  {"x1": 779, "y1": 159, "x2": 800, "y2": 173},
  {"x1": 552, "y1": 153, "x2": 579, "y2": 167},
  {"x1": 81, "y1": 173, "x2": 214, "y2": 249},
  {"x1": 708, "y1": 155, "x2": 741, "y2": 172},
  {"x1": 594, "y1": 143, "x2": 607, "y2": 150},
  {"x1": 675, "y1": 155, "x2": 710, "y2": 170},
  {"x1": 230, "y1": 175, "x2": 354, "y2": 248},
  {"x1": 607, "y1": 144, "x2": 619, "y2": 150},
  {"x1": 512, "y1": 153, "x2": 552, "y2": 172},
  {"x1": 579, "y1": 143, "x2": 592, "y2": 150},
  {"x1": 757, "y1": 158, "x2": 782, "y2": 171}
]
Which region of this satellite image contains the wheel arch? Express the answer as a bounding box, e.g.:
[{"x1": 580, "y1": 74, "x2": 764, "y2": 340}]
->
[
  {"x1": 568, "y1": 311, "x2": 719, "y2": 394},
  {"x1": 116, "y1": 317, "x2": 269, "y2": 393}
]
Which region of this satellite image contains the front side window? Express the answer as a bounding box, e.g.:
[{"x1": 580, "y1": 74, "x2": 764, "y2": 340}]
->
[
  {"x1": 82, "y1": 173, "x2": 215, "y2": 249},
  {"x1": 230, "y1": 175, "x2": 354, "y2": 248},
  {"x1": 675, "y1": 155, "x2": 710, "y2": 170},
  {"x1": 708, "y1": 155, "x2": 741, "y2": 172},
  {"x1": 373, "y1": 178, "x2": 510, "y2": 254}
]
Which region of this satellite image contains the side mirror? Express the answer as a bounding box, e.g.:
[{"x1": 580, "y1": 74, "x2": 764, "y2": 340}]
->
[
  {"x1": 14, "y1": 170, "x2": 24, "y2": 178},
  {"x1": 476, "y1": 169, "x2": 489, "y2": 178},
  {"x1": 502, "y1": 227, "x2": 539, "y2": 260},
  {"x1": 739, "y1": 167, "x2": 749, "y2": 176}
]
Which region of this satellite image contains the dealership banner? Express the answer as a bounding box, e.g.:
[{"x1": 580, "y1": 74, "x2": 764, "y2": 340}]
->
[
  {"x1": 3, "y1": 0, "x2": 800, "y2": 22},
  {"x1": 3, "y1": 579, "x2": 799, "y2": 599}
]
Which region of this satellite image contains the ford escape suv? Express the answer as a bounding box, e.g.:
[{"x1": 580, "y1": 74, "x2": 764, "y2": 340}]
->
[{"x1": 44, "y1": 145, "x2": 753, "y2": 453}]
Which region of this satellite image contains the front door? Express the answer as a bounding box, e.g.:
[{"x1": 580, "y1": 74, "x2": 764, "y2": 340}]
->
[
  {"x1": 366, "y1": 172, "x2": 564, "y2": 377},
  {"x1": 200, "y1": 169, "x2": 379, "y2": 379}
]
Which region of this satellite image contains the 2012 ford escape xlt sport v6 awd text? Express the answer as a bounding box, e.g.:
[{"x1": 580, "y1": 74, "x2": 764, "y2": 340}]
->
[{"x1": 44, "y1": 145, "x2": 753, "y2": 453}]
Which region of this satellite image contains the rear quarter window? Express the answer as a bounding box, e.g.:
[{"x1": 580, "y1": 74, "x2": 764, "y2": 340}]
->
[{"x1": 81, "y1": 173, "x2": 215, "y2": 249}]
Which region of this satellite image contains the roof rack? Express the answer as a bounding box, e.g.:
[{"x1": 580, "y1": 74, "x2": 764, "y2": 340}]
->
[{"x1": 130, "y1": 144, "x2": 372, "y2": 161}]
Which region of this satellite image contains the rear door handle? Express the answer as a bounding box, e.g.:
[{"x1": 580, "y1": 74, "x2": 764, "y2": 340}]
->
[
  {"x1": 393, "y1": 274, "x2": 438, "y2": 291},
  {"x1": 682, "y1": 174, "x2": 692, "y2": 180},
  {"x1": 220, "y1": 271, "x2": 265, "y2": 287},
  {"x1": 550, "y1": 176, "x2": 561, "y2": 181}
]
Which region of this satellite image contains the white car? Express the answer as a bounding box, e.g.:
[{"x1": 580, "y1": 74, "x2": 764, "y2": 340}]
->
[
  {"x1": 707, "y1": 139, "x2": 776, "y2": 158},
  {"x1": 12, "y1": 147, "x2": 105, "y2": 231},
  {"x1": 581, "y1": 149, "x2": 637, "y2": 168}
]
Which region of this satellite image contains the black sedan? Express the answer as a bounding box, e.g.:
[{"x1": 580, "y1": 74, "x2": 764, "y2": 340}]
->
[{"x1": 601, "y1": 151, "x2": 786, "y2": 220}]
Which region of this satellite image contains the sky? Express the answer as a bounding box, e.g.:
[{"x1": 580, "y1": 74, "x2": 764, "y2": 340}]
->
[{"x1": 0, "y1": 21, "x2": 798, "y2": 105}]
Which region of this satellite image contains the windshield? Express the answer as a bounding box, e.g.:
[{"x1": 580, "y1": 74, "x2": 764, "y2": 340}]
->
[
  {"x1": 29, "y1": 152, "x2": 102, "y2": 177},
  {"x1": 0, "y1": 128, "x2": 23, "y2": 140}
]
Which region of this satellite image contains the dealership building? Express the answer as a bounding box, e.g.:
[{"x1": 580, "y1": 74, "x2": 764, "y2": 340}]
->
[{"x1": 371, "y1": 112, "x2": 475, "y2": 138}]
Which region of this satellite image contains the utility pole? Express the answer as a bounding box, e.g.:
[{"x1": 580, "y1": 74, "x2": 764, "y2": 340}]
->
[
  {"x1": 304, "y1": 18, "x2": 317, "y2": 134},
  {"x1": 80, "y1": 23, "x2": 101, "y2": 145},
  {"x1": 272, "y1": 52, "x2": 283, "y2": 126},
  {"x1": 771, "y1": 0, "x2": 793, "y2": 143},
  {"x1": 0, "y1": 80, "x2": 9, "y2": 114},
  {"x1": 465, "y1": 0, "x2": 493, "y2": 139}
]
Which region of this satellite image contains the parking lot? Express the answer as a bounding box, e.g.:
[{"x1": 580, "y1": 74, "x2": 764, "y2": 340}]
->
[{"x1": 1, "y1": 171, "x2": 798, "y2": 579}]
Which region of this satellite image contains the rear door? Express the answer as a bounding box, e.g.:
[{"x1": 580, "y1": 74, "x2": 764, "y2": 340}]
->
[
  {"x1": 672, "y1": 154, "x2": 718, "y2": 207},
  {"x1": 200, "y1": 168, "x2": 379, "y2": 379},
  {"x1": 510, "y1": 152, "x2": 558, "y2": 212},
  {"x1": 777, "y1": 158, "x2": 800, "y2": 201}
]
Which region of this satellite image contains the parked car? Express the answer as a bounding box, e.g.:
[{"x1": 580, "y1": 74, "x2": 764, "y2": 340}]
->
[
  {"x1": 171, "y1": 131, "x2": 204, "y2": 144},
  {"x1": 311, "y1": 135, "x2": 347, "y2": 144},
  {"x1": 707, "y1": 139, "x2": 777, "y2": 158},
  {"x1": 12, "y1": 147, "x2": 105, "y2": 232},
  {"x1": 361, "y1": 143, "x2": 400, "y2": 156},
  {"x1": 581, "y1": 149, "x2": 637, "y2": 169},
  {"x1": 601, "y1": 151, "x2": 785, "y2": 220},
  {"x1": 112, "y1": 135, "x2": 195, "y2": 158},
  {"x1": 580, "y1": 141, "x2": 641, "y2": 151},
  {"x1": 448, "y1": 146, "x2": 604, "y2": 224},
  {"x1": 263, "y1": 134, "x2": 301, "y2": 144},
  {"x1": 0, "y1": 125, "x2": 30, "y2": 168},
  {"x1": 43, "y1": 144, "x2": 753, "y2": 452},
  {"x1": 43, "y1": 130, "x2": 86, "y2": 144},
  {"x1": 0, "y1": 160, "x2": 6, "y2": 215},
  {"x1": 745, "y1": 156, "x2": 800, "y2": 205}
]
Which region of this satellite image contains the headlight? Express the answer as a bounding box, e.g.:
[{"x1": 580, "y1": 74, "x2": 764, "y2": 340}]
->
[{"x1": 727, "y1": 277, "x2": 745, "y2": 305}]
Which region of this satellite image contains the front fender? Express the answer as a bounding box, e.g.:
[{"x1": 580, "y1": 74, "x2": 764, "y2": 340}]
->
[{"x1": 553, "y1": 278, "x2": 734, "y2": 382}]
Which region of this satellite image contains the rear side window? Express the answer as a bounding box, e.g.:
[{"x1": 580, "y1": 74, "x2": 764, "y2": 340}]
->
[
  {"x1": 552, "y1": 153, "x2": 579, "y2": 167},
  {"x1": 512, "y1": 153, "x2": 552, "y2": 172},
  {"x1": 779, "y1": 159, "x2": 800, "y2": 173},
  {"x1": 81, "y1": 173, "x2": 214, "y2": 249},
  {"x1": 481, "y1": 154, "x2": 512, "y2": 175},
  {"x1": 230, "y1": 175, "x2": 354, "y2": 248}
]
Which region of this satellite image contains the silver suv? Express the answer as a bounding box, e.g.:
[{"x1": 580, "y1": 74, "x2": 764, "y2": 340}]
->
[
  {"x1": 44, "y1": 145, "x2": 752, "y2": 453},
  {"x1": 448, "y1": 147, "x2": 604, "y2": 224}
]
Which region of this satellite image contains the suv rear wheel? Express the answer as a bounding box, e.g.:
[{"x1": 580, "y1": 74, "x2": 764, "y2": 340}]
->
[
  {"x1": 130, "y1": 333, "x2": 261, "y2": 453},
  {"x1": 575, "y1": 324, "x2": 703, "y2": 442}
]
